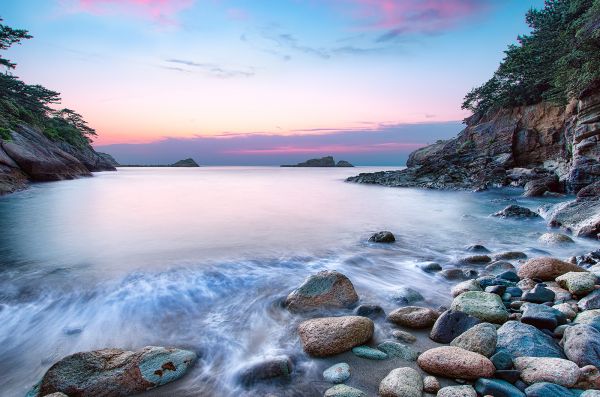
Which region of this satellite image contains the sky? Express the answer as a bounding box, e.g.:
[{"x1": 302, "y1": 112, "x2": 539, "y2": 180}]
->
[{"x1": 2, "y1": 0, "x2": 544, "y2": 165}]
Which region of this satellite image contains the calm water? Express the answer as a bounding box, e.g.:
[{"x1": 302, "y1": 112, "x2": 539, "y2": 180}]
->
[{"x1": 0, "y1": 167, "x2": 597, "y2": 396}]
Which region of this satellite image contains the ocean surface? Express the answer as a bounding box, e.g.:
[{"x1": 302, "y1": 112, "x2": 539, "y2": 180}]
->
[{"x1": 0, "y1": 167, "x2": 597, "y2": 396}]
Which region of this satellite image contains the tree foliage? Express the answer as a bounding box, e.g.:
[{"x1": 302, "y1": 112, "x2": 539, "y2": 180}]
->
[
  {"x1": 463, "y1": 0, "x2": 600, "y2": 114},
  {"x1": 0, "y1": 18, "x2": 96, "y2": 147}
]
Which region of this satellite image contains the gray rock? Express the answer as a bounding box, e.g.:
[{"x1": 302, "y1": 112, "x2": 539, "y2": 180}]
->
[
  {"x1": 390, "y1": 286, "x2": 424, "y2": 305},
  {"x1": 238, "y1": 356, "x2": 293, "y2": 386},
  {"x1": 451, "y1": 280, "x2": 482, "y2": 297},
  {"x1": 378, "y1": 367, "x2": 423, "y2": 397},
  {"x1": 392, "y1": 330, "x2": 417, "y2": 344},
  {"x1": 430, "y1": 310, "x2": 481, "y2": 343},
  {"x1": 513, "y1": 357, "x2": 581, "y2": 387},
  {"x1": 523, "y1": 382, "x2": 576, "y2": 397},
  {"x1": 387, "y1": 306, "x2": 439, "y2": 328},
  {"x1": 521, "y1": 284, "x2": 555, "y2": 304},
  {"x1": 450, "y1": 323, "x2": 497, "y2": 357},
  {"x1": 377, "y1": 341, "x2": 419, "y2": 361},
  {"x1": 562, "y1": 324, "x2": 600, "y2": 367},
  {"x1": 538, "y1": 232, "x2": 574, "y2": 245},
  {"x1": 496, "y1": 321, "x2": 565, "y2": 358},
  {"x1": 494, "y1": 252, "x2": 527, "y2": 261},
  {"x1": 323, "y1": 363, "x2": 350, "y2": 384},
  {"x1": 419, "y1": 262, "x2": 442, "y2": 272},
  {"x1": 437, "y1": 385, "x2": 477, "y2": 397},
  {"x1": 25, "y1": 346, "x2": 196, "y2": 397},
  {"x1": 354, "y1": 304, "x2": 385, "y2": 319},
  {"x1": 556, "y1": 271, "x2": 597, "y2": 296},
  {"x1": 460, "y1": 255, "x2": 492, "y2": 264},
  {"x1": 493, "y1": 205, "x2": 540, "y2": 218},
  {"x1": 579, "y1": 289, "x2": 600, "y2": 310},
  {"x1": 298, "y1": 316, "x2": 374, "y2": 357},
  {"x1": 490, "y1": 351, "x2": 513, "y2": 370},
  {"x1": 423, "y1": 376, "x2": 440, "y2": 394},
  {"x1": 324, "y1": 384, "x2": 367, "y2": 397},
  {"x1": 285, "y1": 270, "x2": 359, "y2": 312},
  {"x1": 369, "y1": 231, "x2": 395, "y2": 243},
  {"x1": 450, "y1": 291, "x2": 509, "y2": 324},
  {"x1": 521, "y1": 303, "x2": 567, "y2": 330}
]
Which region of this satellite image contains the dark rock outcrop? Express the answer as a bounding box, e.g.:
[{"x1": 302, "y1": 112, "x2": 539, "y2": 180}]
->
[
  {"x1": 0, "y1": 124, "x2": 116, "y2": 195},
  {"x1": 171, "y1": 158, "x2": 199, "y2": 167},
  {"x1": 281, "y1": 156, "x2": 353, "y2": 167}
]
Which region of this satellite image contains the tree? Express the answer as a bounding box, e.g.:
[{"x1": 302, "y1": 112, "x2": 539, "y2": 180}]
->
[{"x1": 0, "y1": 17, "x2": 32, "y2": 69}]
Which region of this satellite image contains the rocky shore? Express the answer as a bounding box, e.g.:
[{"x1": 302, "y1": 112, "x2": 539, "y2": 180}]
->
[{"x1": 0, "y1": 124, "x2": 116, "y2": 196}]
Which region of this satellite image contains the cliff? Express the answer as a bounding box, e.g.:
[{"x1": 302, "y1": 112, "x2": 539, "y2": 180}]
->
[{"x1": 0, "y1": 124, "x2": 116, "y2": 195}]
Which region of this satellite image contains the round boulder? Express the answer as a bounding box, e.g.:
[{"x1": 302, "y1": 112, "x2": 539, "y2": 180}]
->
[
  {"x1": 416, "y1": 346, "x2": 495, "y2": 380},
  {"x1": 387, "y1": 306, "x2": 439, "y2": 329},
  {"x1": 378, "y1": 367, "x2": 423, "y2": 397},
  {"x1": 369, "y1": 231, "x2": 395, "y2": 243},
  {"x1": 556, "y1": 271, "x2": 597, "y2": 296},
  {"x1": 285, "y1": 270, "x2": 359, "y2": 312},
  {"x1": 514, "y1": 356, "x2": 581, "y2": 387},
  {"x1": 517, "y1": 257, "x2": 586, "y2": 281},
  {"x1": 563, "y1": 324, "x2": 600, "y2": 367},
  {"x1": 450, "y1": 291, "x2": 509, "y2": 324},
  {"x1": 538, "y1": 232, "x2": 574, "y2": 245},
  {"x1": 297, "y1": 316, "x2": 374, "y2": 357},
  {"x1": 450, "y1": 322, "x2": 497, "y2": 357},
  {"x1": 323, "y1": 363, "x2": 350, "y2": 384},
  {"x1": 437, "y1": 385, "x2": 477, "y2": 397}
]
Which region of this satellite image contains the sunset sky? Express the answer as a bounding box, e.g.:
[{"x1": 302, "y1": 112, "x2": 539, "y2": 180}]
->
[{"x1": 3, "y1": 0, "x2": 544, "y2": 165}]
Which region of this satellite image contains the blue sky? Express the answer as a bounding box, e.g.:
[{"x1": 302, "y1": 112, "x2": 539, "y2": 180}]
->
[{"x1": 2, "y1": 0, "x2": 545, "y2": 165}]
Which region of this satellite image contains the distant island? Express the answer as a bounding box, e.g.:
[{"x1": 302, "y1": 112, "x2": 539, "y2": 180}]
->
[
  {"x1": 281, "y1": 156, "x2": 353, "y2": 167},
  {"x1": 119, "y1": 158, "x2": 200, "y2": 167}
]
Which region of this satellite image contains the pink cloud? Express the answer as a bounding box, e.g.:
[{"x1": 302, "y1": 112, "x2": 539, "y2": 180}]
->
[
  {"x1": 338, "y1": 0, "x2": 492, "y2": 38},
  {"x1": 224, "y1": 142, "x2": 424, "y2": 155},
  {"x1": 74, "y1": 0, "x2": 194, "y2": 24}
]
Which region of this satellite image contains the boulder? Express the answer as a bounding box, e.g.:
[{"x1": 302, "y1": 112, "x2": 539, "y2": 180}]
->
[
  {"x1": 521, "y1": 303, "x2": 567, "y2": 330},
  {"x1": 493, "y1": 205, "x2": 540, "y2": 218},
  {"x1": 369, "y1": 231, "x2": 395, "y2": 243},
  {"x1": 517, "y1": 257, "x2": 586, "y2": 281},
  {"x1": 297, "y1": 316, "x2": 374, "y2": 357},
  {"x1": 514, "y1": 357, "x2": 581, "y2": 387},
  {"x1": 521, "y1": 284, "x2": 556, "y2": 304},
  {"x1": 574, "y1": 309, "x2": 600, "y2": 324},
  {"x1": 547, "y1": 198, "x2": 600, "y2": 238},
  {"x1": 237, "y1": 356, "x2": 292, "y2": 386},
  {"x1": 496, "y1": 321, "x2": 564, "y2": 358},
  {"x1": 474, "y1": 378, "x2": 525, "y2": 397},
  {"x1": 377, "y1": 341, "x2": 419, "y2": 361},
  {"x1": 26, "y1": 346, "x2": 196, "y2": 397},
  {"x1": 285, "y1": 270, "x2": 359, "y2": 312},
  {"x1": 324, "y1": 384, "x2": 367, "y2": 397},
  {"x1": 416, "y1": 346, "x2": 495, "y2": 380},
  {"x1": 450, "y1": 322, "x2": 497, "y2": 357},
  {"x1": 556, "y1": 271, "x2": 597, "y2": 296},
  {"x1": 450, "y1": 291, "x2": 509, "y2": 324},
  {"x1": 437, "y1": 385, "x2": 477, "y2": 397},
  {"x1": 562, "y1": 324, "x2": 600, "y2": 367},
  {"x1": 538, "y1": 232, "x2": 574, "y2": 245},
  {"x1": 390, "y1": 286, "x2": 424, "y2": 305},
  {"x1": 579, "y1": 289, "x2": 600, "y2": 310},
  {"x1": 523, "y1": 175, "x2": 561, "y2": 197},
  {"x1": 387, "y1": 306, "x2": 439, "y2": 328},
  {"x1": 378, "y1": 367, "x2": 423, "y2": 397},
  {"x1": 451, "y1": 280, "x2": 482, "y2": 297},
  {"x1": 323, "y1": 363, "x2": 350, "y2": 384},
  {"x1": 429, "y1": 310, "x2": 481, "y2": 343},
  {"x1": 523, "y1": 382, "x2": 576, "y2": 397}
]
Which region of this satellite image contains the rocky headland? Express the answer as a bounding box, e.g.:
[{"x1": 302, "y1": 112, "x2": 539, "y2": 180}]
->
[{"x1": 282, "y1": 156, "x2": 354, "y2": 167}]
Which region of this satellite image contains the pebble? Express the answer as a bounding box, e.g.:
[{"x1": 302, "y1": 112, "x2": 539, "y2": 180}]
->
[
  {"x1": 351, "y1": 345, "x2": 388, "y2": 360},
  {"x1": 498, "y1": 270, "x2": 520, "y2": 282},
  {"x1": 323, "y1": 363, "x2": 350, "y2": 384},
  {"x1": 354, "y1": 304, "x2": 385, "y2": 319},
  {"x1": 437, "y1": 385, "x2": 477, "y2": 397},
  {"x1": 490, "y1": 350, "x2": 513, "y2": 370},
  {"x1": 392, "y1": 330, "x2": 416, "y2": 343},
  {"x1": 423, "y1": 376, "x2": 440, "y2": 393}
]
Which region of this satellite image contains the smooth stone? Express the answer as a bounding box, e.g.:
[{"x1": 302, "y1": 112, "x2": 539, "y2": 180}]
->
[
  {"x1": 523, "y1": 382, "x2": 576, "y2": 397},
  {"x1": 378, "y1": 367, "x2": 423, "y2": 397},
  {"x1": 493, "y1": 205, "x2": 540, "y2": 218},
  {"x1": 298, "y1": 316, "x2": 374, "y2": 357},
  {"x1": 496, "y1": 321, "x2": 565, "y2": 358},
  {"x1": 450, "y1": 291, "x2": 509, "y2": 324},
  {"x1": 324, "y1": 384, "x2": 367, "y2": 397},
  {"x1": 238, "y1": 355, "x2": 293, "y2": 386},
  {"x1": 390, "y1": 286, "x2": 424, "y2": 305},
  {"x1": 486, "y1": 285, "x2": 507, "y2": 295},
  {"x1": 486, "y1": 261, "x2": 517, "y2": 275},
  {"x1": 392, "y1": 330, "x2": 417, "y2": 344},
  {"x1": 450, "y1": 322, "x2": 497, "y2": 357},
  {"x1": 466, "y1": 244, "x2": 490, "y2": 253},
  {"x1": 429, "y1": 310, "x2": 481, "y2": 343},
  {"x1": 521, "y1": 284, "x2": 555, "y2": 304},
  {"x1": 369, "y1": 231, "x2": 395, "y2": 243},
  {"x1": 423, "y1": 376, "x2": 440, "y2": 394},
  {"x1": 377, "y1": 341, "x2": 419, "y2": 361},
  {"x1": 460, "y1": 255, "x2": 492, "y2": 264},
  {"x1": 506, "y1": 287, "x2": 523, "y2": 297},
  {"x1": 517, "y1": 257, "x2": 587, "y2": 281},
  {"x1": 544, "y1": 281, "x2": 573, "y2": 302},
  {"x1": 437, "y1": 385, "x2": 477, "y2": 397},
  {"x1": 563, "y1": 324, "x2": 600, "y2": 367},
  {"x1": 474, "y1": 378, "x2": 525, "y2": 397},
  {"x1": 451, "y1": 280, "x2": 482, "y2": 297},
  {"x1": 556, "y1": 272, "x2": 597, "y2": 296},
  {"x1": 354, "y1": 304, "x2": 385, "y2": 319},
  {"x1": 416, "y1": 346, "x2": 495, "y2": 380},
  {"x1": 521, "y1": 303, "x2": 567, "y2": 330},
  {"x1": 494, "y1": 252, "x2": 528, "y2": 261},
  {"x1": 419, "y1": 262, "x2": 442, "y2": 272},
  {"x1": 495, "y1": 369, "x2": 522, "y2": 384},
  {"x1": 514, "y1": 357, "x2": 581, "y2": 387},
  {"x1": 351, "y1": 345, "x2": 388, "y2": 360},
  {"x1": 498, "y1": 271, "x2": 521, "y2": 282},
  {"x1": 574, "y1": 309, "x2": 600, "y2": 324},
  {"x1": 579, "y1": 289, "x2": 600, "y2": 310},
  {"x1": 285, "y1": 270, "x2": 359, "y2": 312},
  {"x1": 323, "y1": 363, "x2": 350, "y2": 384},
  {"x1": 491, "y1": 351, "x2": 514, "y2": 370},
  {"x1": 478, "y1": 276, "x2": 517, "y2": 289},
  {"x1": 538, "y1": 233, "x2": 575, "y2": 245},
  {"x1": 440, "y1": 268, "x2": 473, "y2": 280},
  {"x1": 26, "y1": 346, "x2": 196, "y2": 397},
  {"x1": 387, "y1": 306, "x2": 439, "y2": 328}
]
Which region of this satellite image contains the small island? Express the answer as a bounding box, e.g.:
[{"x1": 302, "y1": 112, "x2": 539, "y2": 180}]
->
[
  {"x1": 281, "y1": 156, "x2": 354, "y2": 167},
  {"x1": 119, "y1": 158, "x2": 200, "y2": 167}
]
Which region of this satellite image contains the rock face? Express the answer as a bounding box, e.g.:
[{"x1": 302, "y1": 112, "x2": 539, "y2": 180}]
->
[
  {"x1": 517, "y1": 257, "x2": 586, "y2": 280},
  {"x1": 285, "y1": 271, "x2": 359, "y2": 312},
  {"x1": 417, "y1": 346, "x2": 495, "y2": 380},
  {"x1": 347, "y1": 84, "x2": 600, "y2": 198},
  {"x1": 297, "y1": 316, "x2": 374, "y2": 357},
  {"x1": 26, "y1": 346, "x2": 196, "y2": 397},
  {"x1": 170, "y1": 158, "x2": 199, "y2": 167},
  {"x1": 281, "y1": 156, "x2": 353, "y2": 167},
  {"x1": 0, "y1": 124, "x2": 116, "y2": 195},
  {"x1": 546, "y1": 196, "x2": 600, "y2": 238}
]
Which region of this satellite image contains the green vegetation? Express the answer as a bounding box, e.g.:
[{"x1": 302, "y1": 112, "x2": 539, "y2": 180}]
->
[
  {"x1": 0, "y1": 18, "x2": 96, "y2": 146},
  {"x1": 463, "y1": 0, "x2": 600, "y2": 114}
]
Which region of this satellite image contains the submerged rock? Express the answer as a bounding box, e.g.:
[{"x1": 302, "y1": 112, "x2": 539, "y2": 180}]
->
[
  {"x1": 323, "y1": 363, "x2": 350, "y2": 384},
  {"x1": 392, "y1": 330, "x2": 417, "y2": 344},
  {"x1": 285, "y1": 270, "x2": 359, "y2": 312},
  {"x1": 297, "y1": 316, "x2": 373, "y2": 357},
  {"x1": 237, "y1": 356, "x2": 293, "y2": 386},
  {"x1": 494, "y1": 251, "x2": 527, "y2": 261},
  {"x1": 390, "y1": 286, "x2": 424, "y2": 305},
  {"x1": 378, "y1": 367, "x2": 423, "y2": 397},
  {"x1": 377, "y1": 341, "x2": 419, "y2": 361},
  {"x1": 493, "y1": 205, "x2": 540, "y2": 218},
  {"x1": 417, "y1": 346, "x2": 495, "y2": 380},
  {"x1": 351, "y1": 345, "x2": 388, "y2": 360},
  {"x1": 354, "y1": 304, "x2": 385, "y2": 319},
  {"x1": 26, "y1": 346, "x2": 196, "y2": 397},
  {"x1": 369, "y1": 231, "x2": 396, "y2": 243},
  {"x1": 538, "y1": 232, "x2": 574, "y2": 245}
]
